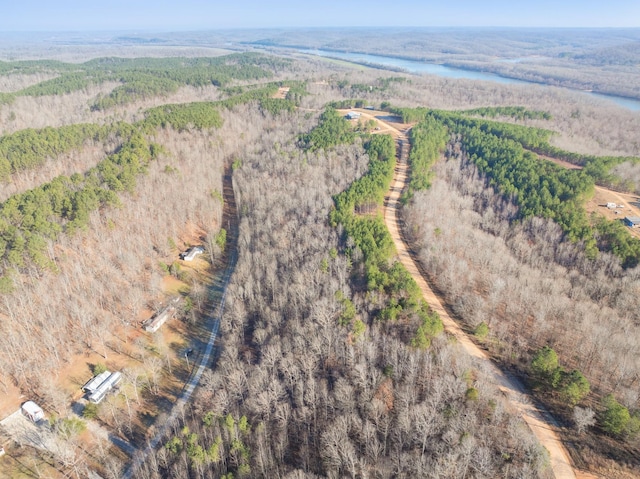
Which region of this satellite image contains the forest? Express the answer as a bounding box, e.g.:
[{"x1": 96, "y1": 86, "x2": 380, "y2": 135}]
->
[
  {"x1": 393, "y1": 106, "x2": 640, "y2": 267},
  {"x1": 0, "y1": 80, "x2": 303, "y2": 293},
  {"x1": 133, "y1": 107, "x2": 547, "y2": 479},
  {"x1": 0, "y1": 53, "x2": 288, "y2": 110},
  {"x1": 0, "y1": 41, "x2": 639, "y2": 479},
  {"x1": 404, "y1": 132, "x2": 640, "y2": 476},
  {"x1": 248, "y1": 28, "x2": 640, "y2": 100}
]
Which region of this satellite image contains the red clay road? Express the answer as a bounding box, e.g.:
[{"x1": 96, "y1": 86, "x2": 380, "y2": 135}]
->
[{"x1": 382, "y1": 125, "x2": 577, "y2": 479}]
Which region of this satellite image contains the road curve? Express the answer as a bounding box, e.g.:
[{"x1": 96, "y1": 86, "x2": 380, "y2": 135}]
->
[{"x1": 384, "y1": 133, "x2": 577, "y2": 479}]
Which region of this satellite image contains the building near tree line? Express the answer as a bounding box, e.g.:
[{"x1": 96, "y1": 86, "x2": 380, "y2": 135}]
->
[
  {"x1": 143, "y1": 297, "x2": 180, "y2": 333},
  {"x1": 87, "y1": 371, "x2": 122, "y2": 404},
  {"x1": 179, "y1": 245, "x2": 205, "y2": 261},
  {"x1": 83, "y1": 370, "x2": 112, "y2": 394}
]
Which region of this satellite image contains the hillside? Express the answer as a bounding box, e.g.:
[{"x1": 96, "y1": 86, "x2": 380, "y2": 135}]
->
[
  {"x1": 247, "y1": 28, "x2": 640, "y2": 101},
  {"x1": 0, "y1": 45, "x2": 639, "y2": 478}
]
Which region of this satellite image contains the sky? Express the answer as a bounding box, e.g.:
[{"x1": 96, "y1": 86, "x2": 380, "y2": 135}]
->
[{"x1": 2, "y1": 0, "x2": 639, "y2": 31}]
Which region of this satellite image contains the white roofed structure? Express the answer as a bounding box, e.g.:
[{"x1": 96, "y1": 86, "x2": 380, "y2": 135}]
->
[
  {"x1": 82, "y1": 370, "x2": 112, "y2": 393},
  {"x1": 143, "y1": 298, "x2": 180, "y2": 333},
  {"x1": 179, "y1": 246, "x2": 205, "y2": 262},
  {"x1": 21, "y1": 401, "x2": 45, "y2": 422},
  {"x1": 88, "y1": 371, "x2": 122, "y2": 404}
]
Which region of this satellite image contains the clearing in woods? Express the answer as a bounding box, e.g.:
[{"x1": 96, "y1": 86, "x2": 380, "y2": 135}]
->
[
  {"x1": 542, "y1": 154, "x2": 640, "y2": 238},
  {"x1": 273, "y1": 86, "x2": 290, "y2": 99}
]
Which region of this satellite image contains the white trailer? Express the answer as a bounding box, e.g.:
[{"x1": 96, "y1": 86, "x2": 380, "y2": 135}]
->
[
  {"x1": 88, "y1": 371, "x2": 122, "y2": 404},
  {"x1": 179, "y1": 246, "x2": 205, "y2": 261},
  {"x1": 21, "y1": 401, "x2": 45, "y2": 422},
  {"x1": 82, "y1": 370, "x2": 112, "y2": 393}
]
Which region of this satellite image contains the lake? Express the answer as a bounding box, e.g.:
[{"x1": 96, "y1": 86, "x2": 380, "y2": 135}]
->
[{"x1": 300, "y1": 49, "x2": 640, "y2": 112}]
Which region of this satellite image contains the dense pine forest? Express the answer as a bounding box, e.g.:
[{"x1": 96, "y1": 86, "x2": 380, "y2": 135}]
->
[{"x1": 0, "y1": 45, "x2": 639, "y2": 479}]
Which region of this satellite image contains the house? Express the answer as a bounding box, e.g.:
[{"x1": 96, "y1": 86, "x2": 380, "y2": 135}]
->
[
  {"x1": 88, "y1": 371, "x2": 122, "y2": 404},
  {"x1": 82, "y1": 370, "x2": 112, "y2": 393},
  {"x1": 179, "y1": 245, "x2": 205, "y2": 261},
  {"x1": 623, "y1": 216, "x2": 640, "y2": 228},
  {"x1": 143, "y1": 298, "x2": 180, "y2": 333},
  {"x1": 345, "y1": 111, "x2": 361, "y2": 120},
  {"x1": 21, "y1": 401, "x2": 45, "y2": 423},
  {"x1": 607, "y1": 202, "x2": 617, "y2": 209}
]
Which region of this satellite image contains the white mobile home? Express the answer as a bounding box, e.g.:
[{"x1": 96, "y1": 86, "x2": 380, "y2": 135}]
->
[
  {"x1": 144, "y1": 305, "x2": 175, "y2": 333},
  {"x1": 88, "y1": 371, "x2": 122, "y2": 404},
  {"x1": 143, "y1": 298, "x2": 180, "y2": 333},
  {"x1": 82, "y1": 370, "x2": 112, "y2": 393},
  {"x1": 179, "y1": 246, "x2": 205, "y2": 262},
  {"x1": 21, "y1": 401, "x2": 45, "y2": 422}
]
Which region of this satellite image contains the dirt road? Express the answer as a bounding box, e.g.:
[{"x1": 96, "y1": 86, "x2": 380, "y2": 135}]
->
[
  {"x1": 123, "y1": 169, "x2": 239, "y2": 478},
  {"x1": 366, "y1": 111, "x2": 577, "y2": 478}
]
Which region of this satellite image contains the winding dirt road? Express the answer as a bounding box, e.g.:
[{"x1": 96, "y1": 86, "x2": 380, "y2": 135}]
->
[{"x1": 370, "y1": 112, "x2": 577, "y2": 478}]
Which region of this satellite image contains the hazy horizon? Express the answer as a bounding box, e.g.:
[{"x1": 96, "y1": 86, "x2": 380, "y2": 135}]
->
[{"x1": 3, "y1": 0, "x2": 640, "y2": 32}]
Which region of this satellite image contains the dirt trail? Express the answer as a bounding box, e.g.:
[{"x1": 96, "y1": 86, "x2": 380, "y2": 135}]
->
[
  {"x1": 365, "y1": 111, "x2": 577, "y2": 479},
  {"x1": 123, "y1": 167, "x2": 239, "y2": 478}
]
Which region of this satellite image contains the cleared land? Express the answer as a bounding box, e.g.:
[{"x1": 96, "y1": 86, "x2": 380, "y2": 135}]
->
[
  {"x1": 542, "y1": 154, "x2": 640, "y2": 238},
  {"x1": 273, "y1": 86, "x2": 290, "y2": 98}
]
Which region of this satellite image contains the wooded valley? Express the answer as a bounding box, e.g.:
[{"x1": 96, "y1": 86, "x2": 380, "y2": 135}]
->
[
  {"x1": 133, "y1": 107, "x2": 548, "y2": 479},
  {"x1": 0, "y1": 37, "x2": 639, "y2": 478}
]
